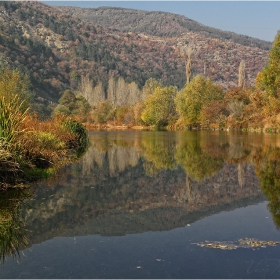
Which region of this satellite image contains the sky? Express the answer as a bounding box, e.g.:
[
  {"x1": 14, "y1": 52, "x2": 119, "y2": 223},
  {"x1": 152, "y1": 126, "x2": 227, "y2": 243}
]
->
[{"x1": 43, "y1": 1, "x2": 280, "y2": 42}]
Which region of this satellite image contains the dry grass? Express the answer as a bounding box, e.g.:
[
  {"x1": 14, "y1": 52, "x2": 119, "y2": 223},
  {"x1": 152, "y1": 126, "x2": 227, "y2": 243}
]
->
[
  {"x1": 17, "y1": 114, "x2": 79, "y2": 168},
  {"x1": 0, "y1": 113, "x2": 88, "y2": 188}
]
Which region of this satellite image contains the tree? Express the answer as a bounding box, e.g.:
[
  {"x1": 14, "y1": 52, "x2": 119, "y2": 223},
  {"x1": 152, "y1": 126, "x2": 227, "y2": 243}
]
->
[
  {"x1": 107, "y1": 76, "x2": 142, "y2": 107},
  {"x1": 141, "y1": 86, "x2": 177, "y2": 126},
  {"x1": 58, "y1": 90, "x2": 76, "y2": 111},
  {"x1": 175, "y1": 75, "x2": 224, "y2": 126},
  {"x1": 200, "y1": 100, "x2": 229, "y2": 128},
  {"x1": 238, "y1": 60, "x2": 246, "y2": 89},
  {"x1": 76, "y1": 74, "x2": 94, "y2": 103},
  {"x1": 185, "y1": 46, "x2": 192, "y2": 84},
  {"x1": 92, "y1": 101, "x2": 115, "y2": 124},
  {"x1": 133, "y1": 100, "x2": 145, "y2": 124},
  {"x1": 256, "y1": 32, "x2": 280, "y2": 97},
  {"x1": 54, "y1": 90, "x2": 90, "y2": 121},
  {"x1": 72, "y1": 94, "x2": 91, "y2": 120},
  {"x1": 142, "y1": 78, "x2": 162, "y2": 96}
]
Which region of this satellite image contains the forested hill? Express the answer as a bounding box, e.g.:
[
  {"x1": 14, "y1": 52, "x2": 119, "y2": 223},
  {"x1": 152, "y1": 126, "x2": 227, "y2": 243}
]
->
[
  {"x1": 0, "y1": 1, "x2": 271, "y2": 115},
  {"x1": 58, "y1": 6, "x2": 272, "y2": 50}
]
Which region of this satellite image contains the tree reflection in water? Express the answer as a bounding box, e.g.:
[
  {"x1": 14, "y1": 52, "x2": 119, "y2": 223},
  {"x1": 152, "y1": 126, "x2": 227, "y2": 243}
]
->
[
  {"x1": 0, "y1": 188, "x2": 32, "y2": 263},
  {"x1": 255, "y1": 146, "x2": 280, "y2": 228},
  {"x1": 1, "y1": 131, "x2": 280, "y2": 261}
]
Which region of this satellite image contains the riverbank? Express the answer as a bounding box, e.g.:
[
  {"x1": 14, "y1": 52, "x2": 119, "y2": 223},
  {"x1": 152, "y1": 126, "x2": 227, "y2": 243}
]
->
[
  {"x1": 83, "y1": 122, "x2": 280, "y2": 133},
  {"x1": 0, "y1": 116, "x2": 88, "y2": 190}
]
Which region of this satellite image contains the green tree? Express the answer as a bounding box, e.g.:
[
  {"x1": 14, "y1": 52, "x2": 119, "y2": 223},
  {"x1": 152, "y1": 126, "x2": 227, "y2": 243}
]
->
[
  {"x1": 141, "y1": 86, "x2": 177, "y2": 126},
  {"x1": 142, "y1": 78, "x2": 162, "y2": 96},
  {"x1": 92, "y1": 101, "x2": 115, "y2": 124},
  {"x1": 54, "y1": 90, "x2": 91, "y2": 121},
  {"x1": 58, "y1": 90, "x2": 76, "y2": 111},
  {"x1": 72, "y1": 94, "x2": 91, "y2": 120},
  {"x1": 175, "y1": 75, "x2": 224, "y2": 126},
  {"x1": 256, "y1": 32, "x2": 280, "y2": 97}
]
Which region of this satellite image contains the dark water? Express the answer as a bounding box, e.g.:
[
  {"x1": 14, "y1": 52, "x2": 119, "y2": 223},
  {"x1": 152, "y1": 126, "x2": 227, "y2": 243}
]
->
[{"x1": 1, "y1": 131, "x2": 280, "y2": 279}]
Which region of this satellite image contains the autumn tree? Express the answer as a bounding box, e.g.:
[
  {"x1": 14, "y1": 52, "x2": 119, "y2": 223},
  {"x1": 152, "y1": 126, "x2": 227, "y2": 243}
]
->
[
  {"x1": 92, "y1": 101, "x2": 115, "y2": 124},
  {"x1": 200, "y1": 100, "x2": 229, "y2": 128},
  {"x1": 256, "y1": 32, "x2": 280, "y2": 97},
  {"x1": 133, "y1": 100, "x2": 145, "y2": 124},
  {"x1": 181, "y1": 45, "x2": 193, "y2": 85},
  {"x1": 107, "y1": 76, "x2": 142, "y2": 106},
  {"x1": 238, "y1": 60, "x2": 246, "y2": 89},
  {"x1": 116, "y1": 106, "x2": 135, "y2": 125},
  {"x1": 175, "y1": 75, "x2": 224, "y2": 127},
  {"x1": 141, "y1": 86, "x2": 178, "y2": 126},
  {"x1": 76, "y1": 75, "x2": 106, "y2": 106},
  {"x1": 185, "y1": 46, "x2": 192, "y2": 84},
  {"x1": 142, "y1": 77, "x2": 162, "y2": 96}
]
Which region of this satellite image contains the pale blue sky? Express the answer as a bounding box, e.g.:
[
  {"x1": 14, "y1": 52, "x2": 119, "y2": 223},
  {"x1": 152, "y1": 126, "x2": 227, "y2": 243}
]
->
[{"x1": 43, "y1": 1, "x2": 280, "y2": 42}]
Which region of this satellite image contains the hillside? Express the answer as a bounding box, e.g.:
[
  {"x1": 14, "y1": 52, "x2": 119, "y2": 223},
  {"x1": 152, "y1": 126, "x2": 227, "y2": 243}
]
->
[
  {"x1": 58, "y1": 6, "x2": 272, "y2": 50},
  {"x1": 0, "y1": 1, "x2": 271, "y2": 115}
]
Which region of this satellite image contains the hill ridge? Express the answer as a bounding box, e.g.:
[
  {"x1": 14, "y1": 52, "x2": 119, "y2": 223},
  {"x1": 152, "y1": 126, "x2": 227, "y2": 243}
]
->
[
  {"x1": 0, "y1": 1, "x2": 271, "y2": 115},
  {"x1": 58, "y1": 5, "x2": 272, "y2": 50}
]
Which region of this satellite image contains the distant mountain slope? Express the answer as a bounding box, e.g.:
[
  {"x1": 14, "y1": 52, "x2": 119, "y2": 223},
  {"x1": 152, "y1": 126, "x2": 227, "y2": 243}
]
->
[
  {"x1": 0, "y1": 2, "x2": 271, "y2": 115},
  {"x1": 58, "y1": 6, "x2": 272, "y2": 50}
]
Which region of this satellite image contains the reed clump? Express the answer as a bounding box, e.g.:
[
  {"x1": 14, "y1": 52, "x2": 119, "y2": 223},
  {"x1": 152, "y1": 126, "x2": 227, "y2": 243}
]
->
[
  {"x1": 0, "y1": 113, "x2": 89, "y2": 188},
  {"x1": 0, "y1": 68, "x2": 88, "y2": 188}
]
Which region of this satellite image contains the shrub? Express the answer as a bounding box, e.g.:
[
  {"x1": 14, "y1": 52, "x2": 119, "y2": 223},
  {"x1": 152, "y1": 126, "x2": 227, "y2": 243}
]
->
[{"x1": 62, "y1": 119, "x2": 89, "y2": 156}]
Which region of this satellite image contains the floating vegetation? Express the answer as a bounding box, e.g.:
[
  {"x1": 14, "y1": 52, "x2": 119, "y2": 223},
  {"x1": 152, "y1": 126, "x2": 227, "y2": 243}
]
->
[{"x1": 193, "y1": 238, "x2": 280, "y2": 250}]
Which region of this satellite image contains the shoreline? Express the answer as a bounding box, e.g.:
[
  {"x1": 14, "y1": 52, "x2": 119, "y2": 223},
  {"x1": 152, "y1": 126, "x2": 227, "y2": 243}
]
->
[{"x1": 83, "y1": 123, "x2": 280, "y2": 133}]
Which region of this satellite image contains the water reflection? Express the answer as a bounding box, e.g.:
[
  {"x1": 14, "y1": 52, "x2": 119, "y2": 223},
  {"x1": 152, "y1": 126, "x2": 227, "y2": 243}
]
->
[
  {"x1": 255, "y1": 146, "x2": 280, "y2": 228},
  {"x1": 0, "y1": 188, "x2": 32, "y2": 263},
  {"x1": 1, "y1": 131, "x2": 280, "y2": 263}
]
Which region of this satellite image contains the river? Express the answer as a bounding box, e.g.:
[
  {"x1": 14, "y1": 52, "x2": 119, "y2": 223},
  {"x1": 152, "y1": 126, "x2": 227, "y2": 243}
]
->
[{"x1": 0, "y1": 131, "x2": 280, "y2": 279}]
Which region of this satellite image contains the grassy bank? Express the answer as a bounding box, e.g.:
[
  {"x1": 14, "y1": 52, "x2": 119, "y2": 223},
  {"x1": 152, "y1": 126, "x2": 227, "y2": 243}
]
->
[
  {"x1": 0, "y1": 114, "x2": 88, "y2": 189},
  {"x1": 0, "y1": 67, "x2": 89, "y2": 189}
]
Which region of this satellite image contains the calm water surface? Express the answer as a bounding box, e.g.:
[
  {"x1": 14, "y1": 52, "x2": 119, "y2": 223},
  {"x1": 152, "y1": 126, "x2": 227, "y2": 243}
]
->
[{"x1": 1, "y1": 131, "x2": 280, "y2": 279}]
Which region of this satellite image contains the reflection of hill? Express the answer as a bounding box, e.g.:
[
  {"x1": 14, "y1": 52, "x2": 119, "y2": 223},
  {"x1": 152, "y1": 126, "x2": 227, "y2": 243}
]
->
[
  {"x1": 63, "y1": 195, "x2": 265, "y2": 237},
  {"x1": 24, "y1": 138, "x2": 263, "y2": 244}
]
